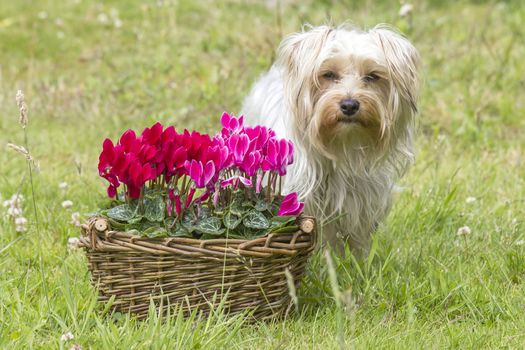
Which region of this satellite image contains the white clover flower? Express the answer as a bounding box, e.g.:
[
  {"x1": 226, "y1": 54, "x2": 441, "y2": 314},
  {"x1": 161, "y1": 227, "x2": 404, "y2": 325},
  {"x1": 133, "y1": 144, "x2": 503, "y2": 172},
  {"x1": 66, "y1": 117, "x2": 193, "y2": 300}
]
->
[
  {"x1": 515, "y1": 239, "x2": 524, "y2": 246},
  {"x1": 70, "y1": 344, "x2": 82, "y2": 350},
  {"x1": 114, "y1": 18, "x2": 123, "y2": 28},
  {"x1": 60, "y1": 331, "x2": 74, "y2": 342},
  {"x1": 3, "y1": 200, "x2": 12, "y2": 208},
  {"x1": 15, "y1": 217, "x2": 27, "y2": 226},
  {"x1": 62, "y1": 200, "x2": 73, "y2": 209},
  {"x1": 109, "y1": 8, "x2": 119, "y2": 17},
  {"x1": 71, "y1": 212, "x2": 81, "y2": 227},
  {"x1": 7, "y1": 207, "x2": 22, "y2": 217},
  {"x1": 68, "y1": 237, "x2": 81, "y2": 250},
  {"x1": 465, "y1": 196, "x2": 477, "y2": 204},
  {"x1": 457, "y1": 226, "x2": 471, "y2": 236},
  {"x1": 15, "y1": 217, "x2": 28, "y2": 232},
  {"x1": 38, "y1": 11, "x2": 48, "y2": 19},
  {"x1": 97, "y1": 13, "x2": 109, "y2": 24},
  {"x1": 399, "y1": 3, "x2": 413, "y2": 17},
  {"x1": 59, "y1": 182, "x2": 69, "y2": 190},
  {"x1": 11, "y1": 194, "x2": 23, "y2": 205}
]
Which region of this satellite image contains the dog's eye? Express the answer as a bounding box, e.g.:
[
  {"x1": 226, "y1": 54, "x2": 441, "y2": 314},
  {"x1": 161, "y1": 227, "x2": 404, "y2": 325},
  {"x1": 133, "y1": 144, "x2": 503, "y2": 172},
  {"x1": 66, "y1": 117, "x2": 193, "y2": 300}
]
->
[
  {"x1": 363, "y1": 73, "x2": 380, "y2": 82},
  {"x1": 322, "y1": 71, "x2": 339, "y2": 81}
]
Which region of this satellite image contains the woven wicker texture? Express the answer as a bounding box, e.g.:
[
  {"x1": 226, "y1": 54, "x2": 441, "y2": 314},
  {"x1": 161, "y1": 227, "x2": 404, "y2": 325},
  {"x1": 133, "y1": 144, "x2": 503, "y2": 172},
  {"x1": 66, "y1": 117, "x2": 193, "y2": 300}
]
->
[{"x1": 79, "y1": 216, "x2": 316, "y2": 320}]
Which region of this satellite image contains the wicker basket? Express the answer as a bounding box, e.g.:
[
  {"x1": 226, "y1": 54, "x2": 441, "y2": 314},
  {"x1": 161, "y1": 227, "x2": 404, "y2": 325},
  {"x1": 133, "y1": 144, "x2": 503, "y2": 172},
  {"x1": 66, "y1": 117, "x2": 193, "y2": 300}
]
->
[{"x1": 79, "y1": 216, "x2": 316, "y2": 320}]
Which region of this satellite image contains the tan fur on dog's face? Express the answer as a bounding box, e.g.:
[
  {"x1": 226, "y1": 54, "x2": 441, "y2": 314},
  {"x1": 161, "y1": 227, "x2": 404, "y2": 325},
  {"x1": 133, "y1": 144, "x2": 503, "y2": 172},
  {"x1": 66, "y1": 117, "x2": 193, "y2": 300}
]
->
[{"x1": 278, "y1": 25, "x2": 420, "y2": 160}]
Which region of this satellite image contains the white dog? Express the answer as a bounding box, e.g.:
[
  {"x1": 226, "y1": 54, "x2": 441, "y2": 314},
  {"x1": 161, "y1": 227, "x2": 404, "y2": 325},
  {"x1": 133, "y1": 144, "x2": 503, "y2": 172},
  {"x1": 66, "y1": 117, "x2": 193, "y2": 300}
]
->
[{"x1": 241, "y1": 24, "x2": 420, "y2": 254}]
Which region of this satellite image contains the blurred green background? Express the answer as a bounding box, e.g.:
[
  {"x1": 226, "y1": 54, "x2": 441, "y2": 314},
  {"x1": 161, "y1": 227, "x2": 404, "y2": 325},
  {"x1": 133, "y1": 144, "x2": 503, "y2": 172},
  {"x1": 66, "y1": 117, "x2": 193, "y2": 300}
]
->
[{"x1": 0, "y1": 0, "x2": 524, "y2": 348}]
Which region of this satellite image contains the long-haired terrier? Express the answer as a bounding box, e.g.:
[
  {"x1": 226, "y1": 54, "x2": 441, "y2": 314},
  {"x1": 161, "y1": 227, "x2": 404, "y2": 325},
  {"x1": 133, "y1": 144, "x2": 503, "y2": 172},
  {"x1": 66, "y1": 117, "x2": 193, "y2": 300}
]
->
[{"x1": 242, "y1": 24, "x2": 421, "y2": 254}]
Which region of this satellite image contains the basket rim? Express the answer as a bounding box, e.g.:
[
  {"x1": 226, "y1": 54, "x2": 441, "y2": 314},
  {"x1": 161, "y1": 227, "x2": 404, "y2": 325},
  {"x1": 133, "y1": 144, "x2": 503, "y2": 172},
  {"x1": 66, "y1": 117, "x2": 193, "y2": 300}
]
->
[{"x1": 80, "y1": 215, "x2": 316, "y2": 258}]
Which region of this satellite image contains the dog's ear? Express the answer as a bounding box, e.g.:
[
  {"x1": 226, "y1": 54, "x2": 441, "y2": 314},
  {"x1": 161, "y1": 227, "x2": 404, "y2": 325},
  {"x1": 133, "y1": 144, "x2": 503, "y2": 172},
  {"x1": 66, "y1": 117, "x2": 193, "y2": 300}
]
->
[
  {"x1": 277, "y1": 25, "x2": 334, "y2": 80},
  {"x1": 371, "y1": 26, "x2": 421, "y2": 113}
]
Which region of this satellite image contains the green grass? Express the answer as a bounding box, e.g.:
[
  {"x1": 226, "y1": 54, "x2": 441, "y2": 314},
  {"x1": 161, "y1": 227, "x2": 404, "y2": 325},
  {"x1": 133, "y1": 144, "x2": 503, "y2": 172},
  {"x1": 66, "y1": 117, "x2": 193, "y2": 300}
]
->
[{"x1": 1, "y1": 0, "x2": 524, "y2": 348}]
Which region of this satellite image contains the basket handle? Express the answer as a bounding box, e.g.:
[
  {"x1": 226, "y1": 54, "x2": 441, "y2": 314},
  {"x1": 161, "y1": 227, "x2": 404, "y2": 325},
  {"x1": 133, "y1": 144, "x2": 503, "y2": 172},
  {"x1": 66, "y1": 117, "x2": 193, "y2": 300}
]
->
[
  {"x1": 298, "y1": 216, "x2": 317, "y2": 249},
  {"x1": 86, "y1": 217, "x2": 110, "y2": 249}
]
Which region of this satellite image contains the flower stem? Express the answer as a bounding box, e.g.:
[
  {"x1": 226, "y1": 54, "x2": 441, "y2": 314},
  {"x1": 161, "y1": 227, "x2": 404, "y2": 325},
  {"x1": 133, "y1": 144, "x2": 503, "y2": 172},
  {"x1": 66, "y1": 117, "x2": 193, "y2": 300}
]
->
[{"x1": 23, "y1": 126, "x2": 51, "y2": 314}]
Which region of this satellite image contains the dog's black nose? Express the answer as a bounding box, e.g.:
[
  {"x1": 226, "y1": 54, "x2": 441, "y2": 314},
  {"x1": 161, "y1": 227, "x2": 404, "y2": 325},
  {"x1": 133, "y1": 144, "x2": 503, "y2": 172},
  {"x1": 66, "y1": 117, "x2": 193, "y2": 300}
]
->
[{"x1": 340, "y1": 99, "x2": 360, "y2": 116}]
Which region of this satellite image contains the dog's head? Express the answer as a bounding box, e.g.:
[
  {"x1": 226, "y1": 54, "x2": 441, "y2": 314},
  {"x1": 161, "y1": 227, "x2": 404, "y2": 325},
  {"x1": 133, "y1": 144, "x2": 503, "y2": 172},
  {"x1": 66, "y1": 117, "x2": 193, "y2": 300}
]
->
[{"x1": 278, "y1": 25, "x2": 420, "y2": 161}]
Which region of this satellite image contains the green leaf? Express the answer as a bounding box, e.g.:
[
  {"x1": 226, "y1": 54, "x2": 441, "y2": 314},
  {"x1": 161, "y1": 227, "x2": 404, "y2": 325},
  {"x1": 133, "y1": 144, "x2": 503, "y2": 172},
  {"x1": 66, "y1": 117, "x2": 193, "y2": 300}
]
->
[
  {"x1": 128, "y1": 215, "x2": 143, "y2": 225},
  {"x1": 168, "y1": 224, "x2": 192, "y2": 237},
  {"x1": 194, "y1": 217, "x2": 224, "y2": 235},
  {"x1": 142, "y1": 225, "x2": 168, "y2": 238},
  {"x1": 125, "y1": 229, "x2": 141, "y2": 236},
  {"x1": 229, "y1": 203, "x2": 244, "y2": 217},
  {"x1": 107, "y1": 218, "x2": 127, "y2": 230},
  {"x1": 107, "y1": 204, "x2": 135, "y2": 221},
  {"x1": 181, "y1": 211, "x2": 197, "y2": 232},
  {"x1": 223, "y1": 231, "x2": 246, "y2": 239},
  {"x1": 254, "y1": 200, "x2": 270, "y2": 212},
  {"x1": 144, "y1": 195, "x2": 165, "y2": 222},
  {"x1": 269, "y1": 216, "x2": 298, "y2": 234},
  {"x1": 223, "y1": 212, "x2": 242, "y2": 229},
  {"x1": 243, "y1": 210, "x2": 270, "y2": 230},
  {"x1": 242, "y1": 201, "x2": 254, "y2": 208},
  {"x1": 271, "y1": 216, "x2": 296, "y2": 225}
]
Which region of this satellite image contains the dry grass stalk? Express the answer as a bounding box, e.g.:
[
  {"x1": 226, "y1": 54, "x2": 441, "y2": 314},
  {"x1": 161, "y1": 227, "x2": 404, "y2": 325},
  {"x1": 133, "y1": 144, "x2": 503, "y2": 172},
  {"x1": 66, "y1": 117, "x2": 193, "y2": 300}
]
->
[{"x1": 16, "y1": 90, "x2": 28, "y2": 128}]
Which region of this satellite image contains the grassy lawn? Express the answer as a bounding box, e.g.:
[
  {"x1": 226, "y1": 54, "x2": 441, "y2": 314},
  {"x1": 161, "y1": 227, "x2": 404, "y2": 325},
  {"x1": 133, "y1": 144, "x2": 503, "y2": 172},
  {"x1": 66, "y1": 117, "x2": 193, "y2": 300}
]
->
[{"x1": 1, "y1": 0, "x2": 524, "y2": 348}]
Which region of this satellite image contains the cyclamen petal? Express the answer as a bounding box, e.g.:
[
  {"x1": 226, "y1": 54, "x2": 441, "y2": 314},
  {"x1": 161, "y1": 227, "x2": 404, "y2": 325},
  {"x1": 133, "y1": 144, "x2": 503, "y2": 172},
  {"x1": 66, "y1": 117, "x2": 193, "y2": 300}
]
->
[
  {"x1": 127, "y1": 184, "x2": 141, "y2": 199},
  {"x1": 234, "y1": 134, "x2": 249, "y2": 162},
  {"x1": 189, "y1": 160, "x2": 203, "y2": 184},
  {"x1": 148, "y1": 122, "x2": 163, "y2": 144},
  {"x1": 277, "y1": 192, "x2": 304, "y2": 216},
  {"x1": 102, "y1": 138, "x2": 115, "y2": 159},
  {"x1": 203, "y1": 161, "x2": 216, "y2": 186},
  {"x1": 142, "y1": 164, "x2": 154, "y2": 182},
  {"x1": 229, "y1": 117, "x2": 239, "y2": 131},
  {"x1": 172, "y1": 147, "x2": 187, "y2": 168},
  {"x1": 161, "y1": 125, "x2": 176, "y2": 142},
  {"x1": 266, "y1": 140, "x2": 278, "y2": 164},
  {"x1": 167, "y1": 200, "x2": 173, "y2": 216},
  {"x1": 220, "y1": 112, "x2": 231, "y2": 128},
  {"x1": 238, "y1": 176, "x2": 252, "y2": 187},
  {"x1": 129, "y1": 161, "x2": 142, "y2": 185},
  {"x1": 175, "y1": 195, "x2": 182, "y2": 216},
  {"x1": 196, "y1": 192, "x2": 210, "y2": 203},
  {"x1": 186, "y1": 187, "x2": 195, "y2": 208},
  {"x1": 107, "y1": 185, "x2": 117, "y2": 198},
  {"x1": 220, "y1": 177, "x2": 235, "y2": 188},
  {"x1": 120, "y1": 129, "x2": 136, "y2": 148}
]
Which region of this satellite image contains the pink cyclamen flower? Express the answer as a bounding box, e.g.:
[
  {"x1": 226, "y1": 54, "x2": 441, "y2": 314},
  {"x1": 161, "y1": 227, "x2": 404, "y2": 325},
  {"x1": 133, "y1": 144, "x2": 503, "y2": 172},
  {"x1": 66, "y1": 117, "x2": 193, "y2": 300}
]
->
[
  {"x1": 228, "y1": 133, "x2": 250, "y2": 164},
  {"x1": 220, "y1": 112, "x2": 244, "y2": 134},
  {"x1": 277, "y1": 192, "x2": 304, "y2": 216},
  {"x1": 244, "y1": 125, "x2": 275, "y2": 151},
  {"x1": 241, "y1": 151, "x2": 262, "y2": 176},
  {"x1": 185, "y1": 159, "x2": 216, "y2": 188},
  {"x1": 141, "y1": 122, "x2": 163, "y2": 146},
  {"x1": 262, "y1": 138, "x2": 294, "y2": 176},
  {"x1": 221, "y1": 175, "x2": 252, "y2": 189}
]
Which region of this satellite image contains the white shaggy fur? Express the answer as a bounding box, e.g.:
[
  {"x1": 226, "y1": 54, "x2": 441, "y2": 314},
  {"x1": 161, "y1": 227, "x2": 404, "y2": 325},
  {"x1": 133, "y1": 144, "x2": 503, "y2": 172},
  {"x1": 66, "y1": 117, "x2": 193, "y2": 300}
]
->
[{"x1": 241, "y1": 24, "x2": 420, "y2": 253}]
